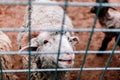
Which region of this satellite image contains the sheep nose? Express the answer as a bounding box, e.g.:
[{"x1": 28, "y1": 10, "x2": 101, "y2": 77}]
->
[{"x1": 66, "y1": 53, "x2": 74, "y2": 58}]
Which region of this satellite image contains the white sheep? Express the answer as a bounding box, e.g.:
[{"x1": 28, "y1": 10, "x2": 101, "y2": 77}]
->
[
  {"x1": 0, "y1": 31, "x2": 18, "y2": 80},
  {"x1": 18, "y1": 0, "x2": 79, "y2": 80},
  {"x1": 90, "y1": 0, "x2": 120, "y2": 56}
]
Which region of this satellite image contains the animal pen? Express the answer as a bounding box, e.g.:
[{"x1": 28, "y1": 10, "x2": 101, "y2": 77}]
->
[{"x1": 0, "y1": 0, "x2": 120, "y2": 80}]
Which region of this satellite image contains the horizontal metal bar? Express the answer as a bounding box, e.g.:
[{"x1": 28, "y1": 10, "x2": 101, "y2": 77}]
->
[
  {"x1": 0, "y1": 28, "x2": 120, "y2": 32},
  {"x1": 0, "y1": 50, "x2": 120, "y2": 55},
  {"x1": 1, "y1": 67, "x2": 120, "y2": 73},
  {"x1": 0, "y1": 2, "x2": 120, "y2": 7}
]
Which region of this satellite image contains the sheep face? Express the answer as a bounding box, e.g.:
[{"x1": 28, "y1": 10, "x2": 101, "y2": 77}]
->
[
  {"x1": 21, "y1": 32, "x2": 79, "y2": 68},
  {"x1": 90, "y1": 0, "x2": 109, "y2": 17}
]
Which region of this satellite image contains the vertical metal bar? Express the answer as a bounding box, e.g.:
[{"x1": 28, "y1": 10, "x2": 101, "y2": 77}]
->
[
  {"x1": 0, "y1": 56, "x2": 4, "y2": 80},
  {"x1": 100, "y1": 33, "x2": 120, "y2": 80},
  {"x1": 53, "y1": 0, "x2": 69, "y2": 80},
  {"x1": 77, "y1": 0, "x2": 104, "y2": 80},
  {"x1": 27, "y1": 0, "x2": 32, "y2": 80}
]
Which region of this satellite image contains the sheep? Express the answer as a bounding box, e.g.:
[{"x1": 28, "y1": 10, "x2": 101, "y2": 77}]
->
[
  {"x1": 18, "y1": 0, "x2": 79, "y2": 80},
  {"x1": 90, "y1": 0, "x2": 120, "y2": 56},
  {"x1": 0, "y1": 31, "x2": 18, "y2": 80}
]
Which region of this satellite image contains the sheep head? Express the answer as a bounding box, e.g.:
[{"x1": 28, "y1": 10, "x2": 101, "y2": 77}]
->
[
  {"x1": 20, "y1": 31, "x2": 79, "y2": 68},
  {"x1": 90, "y1": 0, "x2": 109, "y2": 17}
]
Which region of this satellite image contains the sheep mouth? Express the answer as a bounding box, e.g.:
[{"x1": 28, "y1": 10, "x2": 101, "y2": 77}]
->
[{"x1": 58, "y1": 59, "x2": 74, "y2": 64}]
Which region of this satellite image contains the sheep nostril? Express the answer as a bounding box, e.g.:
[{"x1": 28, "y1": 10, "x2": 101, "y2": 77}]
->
[{"x1": 67, "y1": 53, "x2": 73, "y2": 57}]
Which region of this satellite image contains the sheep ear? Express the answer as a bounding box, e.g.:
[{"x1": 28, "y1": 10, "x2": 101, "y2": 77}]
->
[
  {"x1": 110, "y1": 7, "x2": 117, "y2": 10},
  {"x1": 19, "y1": 46, "x2": 38, "y2": 52},
  {"x1": 28, "y1": 46, "x2": 38, "y2": 51},
  {"x1": 69, "y1": 36, "x2": 79, "y2": 46}
]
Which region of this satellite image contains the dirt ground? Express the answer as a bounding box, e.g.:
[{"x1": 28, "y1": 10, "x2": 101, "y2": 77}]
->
[{"x1": 0, "y1": 0, "x2": 120, "y2": 80}]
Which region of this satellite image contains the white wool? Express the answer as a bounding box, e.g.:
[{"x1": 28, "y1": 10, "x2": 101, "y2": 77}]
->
[
  {"x1": 23, "y1": 0, "x2": 73, "y2": 30},
  {"x1": 106, "y1": 11, "x2": 120, "y2": 28},
  {"x1": 99, "y1": 11, "x2": 120, "y2": 29},
  {"x1": 18, "y1": 0, "x2": 74, "y2": 48},
  {"x1": 0, "y1": 31, "x2": 11, "y2": 51},
  {"x1": 18, "y1": 0, "x2": 79, "y2": 79},
  {"x1": 0, "y1": 31, "x2": 18, "y2": 80}
]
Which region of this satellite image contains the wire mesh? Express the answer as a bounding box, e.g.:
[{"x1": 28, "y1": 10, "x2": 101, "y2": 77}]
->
[
  {"x1": 77, "y1": 0, "x2": 102, "y2": 79},
  {"x1": 27, "y1": 0, "x2": 32, "y2": 79},
  {"x1": 53, "y1": 0, "x2": 68, "y2": 79},
  {"x1": 0, "y1": 0, "x2": 120, "y2": 80},
  {"x1": 0, "y1": 56, "x2": 3, "y2": 80}
]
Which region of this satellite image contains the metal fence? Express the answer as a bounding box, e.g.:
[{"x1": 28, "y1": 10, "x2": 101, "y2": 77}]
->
[{"x1": 0, "y1": 0, "x2": 120, "y2": 80}]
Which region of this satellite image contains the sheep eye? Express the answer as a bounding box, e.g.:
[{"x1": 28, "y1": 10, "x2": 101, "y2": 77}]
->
[
  {"x1": 64, "y1": 32, "x2": 66, "y2": 34},
  {"x1": 55, "y1": 32, "x2": 58, "y2": 35},
  {"x1": 43, "y1": 40, "x2": 48, "y2": 44}
]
